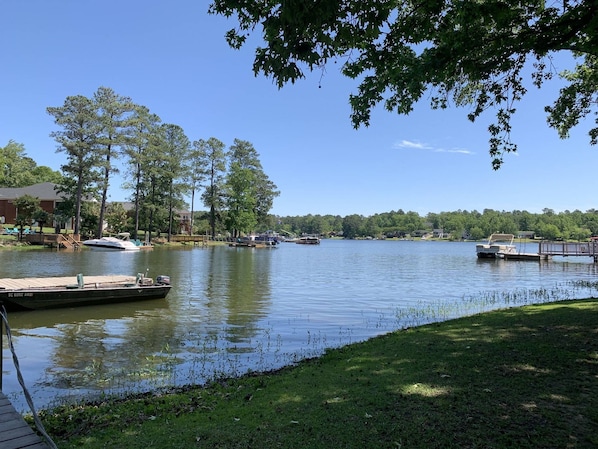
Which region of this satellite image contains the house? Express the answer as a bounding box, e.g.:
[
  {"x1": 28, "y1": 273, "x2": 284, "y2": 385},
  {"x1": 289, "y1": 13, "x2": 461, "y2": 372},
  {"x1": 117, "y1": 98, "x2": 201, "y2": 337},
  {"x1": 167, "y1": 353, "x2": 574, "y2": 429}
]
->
[
  {"x1": 517, "y1": 231, "x2": 536, "y2": 240},
  {"x1": 0, "y1": 182, "x2": 66, "y2": 226}
]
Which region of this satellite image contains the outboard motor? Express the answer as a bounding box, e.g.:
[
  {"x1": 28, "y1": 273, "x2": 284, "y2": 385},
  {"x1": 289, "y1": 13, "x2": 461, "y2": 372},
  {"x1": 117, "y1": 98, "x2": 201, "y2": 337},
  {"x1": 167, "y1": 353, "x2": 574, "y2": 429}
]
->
[{"x1": 156, "y1": 275, "x2": 171, "y2": 285}]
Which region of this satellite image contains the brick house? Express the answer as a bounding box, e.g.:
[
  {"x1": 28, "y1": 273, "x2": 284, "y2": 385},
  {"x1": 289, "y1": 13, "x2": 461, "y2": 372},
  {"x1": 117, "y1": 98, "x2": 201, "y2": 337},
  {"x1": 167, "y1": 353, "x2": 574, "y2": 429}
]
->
[{"x1": 0, "y1": 182, "x2": 66, "y2": 227}]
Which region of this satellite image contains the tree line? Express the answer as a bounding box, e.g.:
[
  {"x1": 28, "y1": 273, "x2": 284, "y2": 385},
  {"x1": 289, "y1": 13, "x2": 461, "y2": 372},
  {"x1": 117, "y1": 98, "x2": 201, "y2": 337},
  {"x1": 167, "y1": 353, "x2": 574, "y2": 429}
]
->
[
  {"x1": 274, "y1": 208, "x2": 598, "y2": 241},
  {"x1": 1, "y1": 86, "x2": 279, "y2": 241}
]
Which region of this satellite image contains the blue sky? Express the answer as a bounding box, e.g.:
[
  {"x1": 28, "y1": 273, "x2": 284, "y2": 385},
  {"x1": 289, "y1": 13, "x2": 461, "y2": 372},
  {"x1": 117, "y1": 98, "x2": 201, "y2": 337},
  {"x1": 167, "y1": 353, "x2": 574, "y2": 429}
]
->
[{"x1": 1, "y1": 1, "x2": 596, "y2": 217}]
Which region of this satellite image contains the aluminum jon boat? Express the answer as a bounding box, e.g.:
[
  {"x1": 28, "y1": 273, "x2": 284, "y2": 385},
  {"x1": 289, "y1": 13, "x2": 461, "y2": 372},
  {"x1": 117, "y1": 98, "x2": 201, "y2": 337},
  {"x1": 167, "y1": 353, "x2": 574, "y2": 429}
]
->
[{"x1": 0, "y1": 273, "x2": 171, "y2": 311}]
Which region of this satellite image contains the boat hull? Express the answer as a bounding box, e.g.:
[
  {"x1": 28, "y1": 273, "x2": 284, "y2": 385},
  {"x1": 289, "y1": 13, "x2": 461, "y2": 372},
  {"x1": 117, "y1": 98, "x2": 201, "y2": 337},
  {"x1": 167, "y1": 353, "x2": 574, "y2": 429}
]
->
[
  {"x1": 82, "y1": 234, "x2": 141, "y2": 251},
  {"x1": 83, "y1": 242, "x2": 140, "y2": 251},
  {"x1": 0, "y1": 285, "x2": 171, "y2": 311}
]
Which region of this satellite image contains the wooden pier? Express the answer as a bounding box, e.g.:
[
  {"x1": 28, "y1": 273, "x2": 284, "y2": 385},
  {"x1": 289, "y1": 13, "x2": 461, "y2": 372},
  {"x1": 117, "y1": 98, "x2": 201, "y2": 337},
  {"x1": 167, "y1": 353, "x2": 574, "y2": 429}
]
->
[
  {"x1": 24, "y1": 233, "x2": 81, "y2": 249},
  {"x1": 499, "y1": 241, "x2": 598, "y2": 262},
  {"x1": 539, "y1": 240, "x2": 598, "y2": 262},
  {"x1": 501, "y1": 252, "x2": 551, "y2": 261},
  {"x1": 169, "y1": 234, "x2": 209, "y2": 246},
  {"x1": 0, "y1": 392, "x2": 49, "y2": 449}
]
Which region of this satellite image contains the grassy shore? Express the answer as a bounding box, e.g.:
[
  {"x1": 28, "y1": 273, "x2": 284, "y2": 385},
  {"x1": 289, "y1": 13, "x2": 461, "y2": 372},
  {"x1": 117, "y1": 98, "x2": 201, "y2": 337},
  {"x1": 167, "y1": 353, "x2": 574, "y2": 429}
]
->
[{"x1": 35, "y1": 299, "x2": 598, "y2": 448}]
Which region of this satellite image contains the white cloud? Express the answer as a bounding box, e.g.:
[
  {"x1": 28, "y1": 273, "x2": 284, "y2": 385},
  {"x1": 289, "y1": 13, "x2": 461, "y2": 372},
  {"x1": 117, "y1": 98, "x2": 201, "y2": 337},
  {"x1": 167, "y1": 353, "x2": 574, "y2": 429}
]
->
[
  {"x1": 435, "y1": 148, "x2": 474, "y2": 155},
  {"x1": 394, "y1": 139, "x2": 473, "y2": 155},
  {"x1": 394, "y1": 139, "x2": 432, "y2": 150}
]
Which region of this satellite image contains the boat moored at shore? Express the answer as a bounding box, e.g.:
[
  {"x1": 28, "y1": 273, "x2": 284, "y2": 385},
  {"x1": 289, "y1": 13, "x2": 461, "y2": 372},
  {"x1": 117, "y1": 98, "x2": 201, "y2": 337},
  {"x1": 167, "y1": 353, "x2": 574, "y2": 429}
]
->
[
  {"x1": 296, "y1": 236, "x2": 320, "y2": 245},
  {"x1": 476, "y1": 234, "x2": 516, "y2": 258},
  {"x1": 83, "y1": 232, "x2": 144, "y2": 251},
  {"x1": 0, "y1": 273, "x2": 171, "y2": 311}
]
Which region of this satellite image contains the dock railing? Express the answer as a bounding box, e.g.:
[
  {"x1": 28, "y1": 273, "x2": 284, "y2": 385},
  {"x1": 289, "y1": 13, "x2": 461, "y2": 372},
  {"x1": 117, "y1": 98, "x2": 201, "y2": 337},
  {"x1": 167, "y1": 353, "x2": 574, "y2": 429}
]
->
[{"x1": 539, "y1": 240, "x2": 598, "y2": 261}]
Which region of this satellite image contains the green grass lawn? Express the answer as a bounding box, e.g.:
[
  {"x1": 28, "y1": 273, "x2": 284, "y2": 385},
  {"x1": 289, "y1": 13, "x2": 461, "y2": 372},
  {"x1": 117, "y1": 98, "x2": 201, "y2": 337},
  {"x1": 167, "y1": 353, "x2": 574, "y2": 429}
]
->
[{"x1": 36, "y1": 299, "x2": 598, "y2": 448}]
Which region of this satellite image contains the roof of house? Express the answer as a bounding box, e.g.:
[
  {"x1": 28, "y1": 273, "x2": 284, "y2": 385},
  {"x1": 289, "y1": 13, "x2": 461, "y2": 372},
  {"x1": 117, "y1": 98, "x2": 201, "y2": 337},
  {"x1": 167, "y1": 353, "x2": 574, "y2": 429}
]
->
[{"x1": 0, "y1": 182, "x2": 65, "y2": 201}]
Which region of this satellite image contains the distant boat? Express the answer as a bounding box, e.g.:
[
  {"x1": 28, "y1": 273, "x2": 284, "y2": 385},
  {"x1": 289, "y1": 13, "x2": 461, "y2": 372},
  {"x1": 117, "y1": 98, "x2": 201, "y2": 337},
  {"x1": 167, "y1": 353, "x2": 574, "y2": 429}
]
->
[
  {"x1": 296, "y1": 236, "x2": 320, "y2": 245},
  {"x1": 83, "y1": 232, "x2": 141, "y2": 251},
  {"x1": 476, "y1": 233, "x2": 516, "y2": 258},
  {"x1": 229, "y1": 234, "x2": 278, "y2": 248},
  {"x1": 0, "y1": 273, "x2": 171, "y2": 311}
]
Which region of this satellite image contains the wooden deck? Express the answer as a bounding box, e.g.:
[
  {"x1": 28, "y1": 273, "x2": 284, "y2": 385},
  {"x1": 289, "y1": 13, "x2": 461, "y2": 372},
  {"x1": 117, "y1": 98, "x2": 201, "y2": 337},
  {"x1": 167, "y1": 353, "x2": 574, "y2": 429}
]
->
[
  {"x1": 0, "y1": 392, "x2": 49, "y2": 449},
  {"x1": 0, "y1": 275, "x2": 135, "y2": 290},
  {"x1": 24, "y1": 233, "x2": 81, "y2": 249}
]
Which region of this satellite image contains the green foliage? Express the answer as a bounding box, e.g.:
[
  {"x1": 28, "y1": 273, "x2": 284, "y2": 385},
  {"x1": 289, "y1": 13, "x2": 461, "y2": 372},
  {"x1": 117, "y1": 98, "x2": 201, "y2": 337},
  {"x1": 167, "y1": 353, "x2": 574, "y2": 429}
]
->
[
  {"x1": 33, "y1": 209, "x2": 51, "y2": 233},
  {"x1": 158, "y1": 123, "x2": 192, "y2": 240},
  {"x1": 93, "y1": 86, "x2": 136, "y2": 238},
  {"x1": 195, "y1": 137, "x2": 227, "y2": 238},
  {"x1": 47, "y1": 95, "x2": 103, "y2": 235},
  {"x1": 274, "y1": 208, "x2": 598, "y2": 241},
  {"x1": 13, "y1": 194, "x2": 41, "y2": 239},
  {"x1": 105, "y1": 202, "x2": 130, "y2": 233},
  {"x1": 224, "y1": 139, "x2": 279, "y2": 236},
  {"x1": 122, "y1": 104, "x2": 163, "y2": 240},
  {"x1": 0, "y1": 140, "x2": 62, "y2": 187},
  {"x1": 210, "y1": 0, "x2": 598, "y2": 169}
]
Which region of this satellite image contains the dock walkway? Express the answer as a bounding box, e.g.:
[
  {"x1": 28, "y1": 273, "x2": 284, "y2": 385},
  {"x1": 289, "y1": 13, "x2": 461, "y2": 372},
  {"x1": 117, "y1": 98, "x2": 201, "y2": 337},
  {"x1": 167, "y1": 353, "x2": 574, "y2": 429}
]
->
[
  {"x1": 0, "y1": 392, "x2": 49, "y2": 449},
  {"x1": 539, "y1": 241, "x2": 598, "y2": 262},
  {"x1": 498, "y1": 241, "x2": 598, "y2": 262}
]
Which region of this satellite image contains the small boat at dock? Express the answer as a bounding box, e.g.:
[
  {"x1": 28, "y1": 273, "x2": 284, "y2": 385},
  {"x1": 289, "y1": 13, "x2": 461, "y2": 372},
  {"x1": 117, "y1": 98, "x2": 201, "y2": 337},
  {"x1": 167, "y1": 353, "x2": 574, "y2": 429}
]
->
[
  {"x1": 83, "y1": 232, "x2": 145, "y2": 251},
  {"x1": 228, "y1": 234, "x2": 278, "y2": 248},
  {"x1": 476, "y1": 233, "x2": 516, "y2": 258},
  {"x1": 0, "y1": 273, "x2": 171, "y2": 311},
  {"x1": 296, "y1": 236, "x2": 320, "y2": 245}
]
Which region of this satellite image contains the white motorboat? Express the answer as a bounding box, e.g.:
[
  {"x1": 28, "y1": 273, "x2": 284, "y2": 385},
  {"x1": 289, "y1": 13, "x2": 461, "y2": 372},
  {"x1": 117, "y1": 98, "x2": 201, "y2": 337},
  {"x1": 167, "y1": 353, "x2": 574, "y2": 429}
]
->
[
  {"x1": 476, "y1": 233, "x2": 516, "y2": 258},
  {"x1": 83, "y1": 232, "x2": 140, "y2": 251}
]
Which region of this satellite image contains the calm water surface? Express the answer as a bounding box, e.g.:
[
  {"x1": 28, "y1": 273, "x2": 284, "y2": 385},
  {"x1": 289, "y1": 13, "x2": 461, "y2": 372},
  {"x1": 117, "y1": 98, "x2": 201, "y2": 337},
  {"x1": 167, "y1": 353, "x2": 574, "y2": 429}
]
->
[{"x1": 2, "y1": 240, "x2": 598, "y2": 411}]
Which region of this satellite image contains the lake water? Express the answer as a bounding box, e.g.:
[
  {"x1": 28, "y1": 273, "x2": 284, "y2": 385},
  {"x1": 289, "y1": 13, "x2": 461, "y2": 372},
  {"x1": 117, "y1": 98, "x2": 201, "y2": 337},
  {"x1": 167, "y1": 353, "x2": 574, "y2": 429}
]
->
[{"x1": 2, "y1": 240, "x2": 598, "y2": 412}]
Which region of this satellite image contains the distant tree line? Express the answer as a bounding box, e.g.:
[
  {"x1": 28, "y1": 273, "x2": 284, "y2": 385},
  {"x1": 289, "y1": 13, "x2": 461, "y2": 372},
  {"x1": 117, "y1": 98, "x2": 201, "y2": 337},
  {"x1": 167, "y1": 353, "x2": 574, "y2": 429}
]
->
[
  {"x1": 2, "y1": 86, "x2": 279, "y2": 241},
  {"x1": 268, "y1": 209, "x2": 598, "y2": 241}
]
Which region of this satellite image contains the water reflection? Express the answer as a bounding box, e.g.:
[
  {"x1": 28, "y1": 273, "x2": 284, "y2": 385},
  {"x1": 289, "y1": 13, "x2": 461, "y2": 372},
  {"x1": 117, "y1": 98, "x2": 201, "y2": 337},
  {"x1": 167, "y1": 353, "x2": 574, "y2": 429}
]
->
[{"x1": 3, "y1": 241, "x2": 598, "y2": 412}]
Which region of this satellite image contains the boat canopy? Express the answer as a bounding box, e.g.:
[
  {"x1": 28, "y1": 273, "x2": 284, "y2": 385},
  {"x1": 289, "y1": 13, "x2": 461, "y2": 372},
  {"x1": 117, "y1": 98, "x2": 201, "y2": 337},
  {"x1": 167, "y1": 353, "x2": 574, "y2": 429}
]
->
[{"x1": 488, "y1": 233, "x2": 515, "y2": 242}]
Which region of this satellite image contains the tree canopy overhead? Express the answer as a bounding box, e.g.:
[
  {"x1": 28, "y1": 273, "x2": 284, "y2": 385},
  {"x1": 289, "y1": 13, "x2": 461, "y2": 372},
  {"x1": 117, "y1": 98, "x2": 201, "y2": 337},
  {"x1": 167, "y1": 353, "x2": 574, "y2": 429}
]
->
[{"x1": 209, "y1": 0, "x2": 598, "y2": 168}]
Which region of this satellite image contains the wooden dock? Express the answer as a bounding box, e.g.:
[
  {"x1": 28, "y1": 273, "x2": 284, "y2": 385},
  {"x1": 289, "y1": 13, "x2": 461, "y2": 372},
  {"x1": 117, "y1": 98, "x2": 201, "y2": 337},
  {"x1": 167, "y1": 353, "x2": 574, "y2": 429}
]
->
[
  {"x1": 498, "y1": 241, "x2": 598, "y2": 262},
  {"x1": 501, "y1": 252, "x2": 551, "y2": 261},
  {"x1": 0, "y1": 392, "x2": 49, "y2": 449},
  {"x1": 539, "y1": 241, "x2": 598, "y2": 261},
  {"x1": 170, "y1": 234, "x2": 209, "y2": 246}
]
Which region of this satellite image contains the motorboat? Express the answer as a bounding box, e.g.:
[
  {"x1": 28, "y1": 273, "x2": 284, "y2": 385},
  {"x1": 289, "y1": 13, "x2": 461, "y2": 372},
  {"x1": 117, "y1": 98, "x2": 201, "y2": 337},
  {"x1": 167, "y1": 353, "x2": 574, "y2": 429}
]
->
[
  {"x1": 296, "y1": 236, "x2": 320, "y2": 245},
  {"x1": 476, "y1": 233, "x2": 517, "y2": 258},
  {"x1": 0, "y1": 273, "x2": 171, "y2": 311},
  {"x1": 83, "y1": 232, "x2": 140, "y2": 251},
  {"x1": 229, "y1": 234, "x2": 278, "y2": 248}
]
